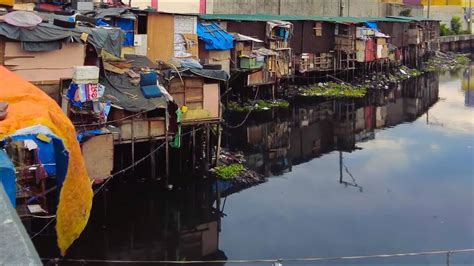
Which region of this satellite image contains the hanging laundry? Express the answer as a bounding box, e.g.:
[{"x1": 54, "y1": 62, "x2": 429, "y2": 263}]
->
[{"x1": 170, "y1": 109, "x2": 183, "y2": 149}]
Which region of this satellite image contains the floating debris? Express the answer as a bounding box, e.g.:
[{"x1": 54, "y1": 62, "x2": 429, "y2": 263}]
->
[
  {"x1": 299, "y1": 82, "x2": 368, "y2": 98},
  {"x1": 210, "y1": 150, "x2": 265, "y2": 192},
  {"x1": 227, "y1": 99, "x2": 290, "y2": 112}
]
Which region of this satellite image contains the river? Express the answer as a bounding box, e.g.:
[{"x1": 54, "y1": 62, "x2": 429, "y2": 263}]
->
[{"x1": 35, "y1": 66, "x2": 474, "y2": 265}]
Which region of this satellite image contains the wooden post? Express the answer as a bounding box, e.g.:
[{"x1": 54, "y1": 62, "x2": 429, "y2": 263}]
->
[
  {"x1": 150, "y1": 139, "x2": 156, "y2": 180},
  {"x1": 192, "y1": 126, "x2": 196, "y2": 172},
  {"x1": 165, "y1": 127, "x2": 169, "y2": 186},
  {"x1": 131, "y1": 116, "x2": 135, "y2": 172},
  {"x1": 206, "y1": 123, "x2": 210, "y2": 173},
  {"x1": 216, "y1": 124, "x2": 222, "y2": 167}
]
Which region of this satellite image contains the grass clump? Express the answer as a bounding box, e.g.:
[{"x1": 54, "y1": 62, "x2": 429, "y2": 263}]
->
[
  {"x1": 300, "y1": 82, "x2": 367, "y2": 98},
  {"x1": 214, "y1": 163, "x2": 246, "y2": 180}
]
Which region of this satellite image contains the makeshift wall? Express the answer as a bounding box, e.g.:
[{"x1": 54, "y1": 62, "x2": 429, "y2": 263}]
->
[
  {"x1": 226, "y1": 21, "x2": 266, "y2": 41},
  {"x1": 147, "y1": 13, "x2": 174, "y2": 63},
  {"x1": 174, "y1": 15, "x2": 198, "y2": 58},
  {"x1": 1, "y1": 41, "x2": 85, "y2": 82},
  {"x1": 207, "y1": 50, "x2": 230, "y2": 74},
  {"x1": 378, "y1": 21, "x2": 408, "y2": 48},
  {"x1": 296, "y1": 21, "x2": 335, "y2": 54}
]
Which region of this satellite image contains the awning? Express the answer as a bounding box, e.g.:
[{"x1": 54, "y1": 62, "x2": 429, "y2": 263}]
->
[
  {"x1": 232, "y1": 33, "x2": 264, "y2": 43},
  {"x1": 197, "y1": 21, "x2": 234, "y2": 50}
]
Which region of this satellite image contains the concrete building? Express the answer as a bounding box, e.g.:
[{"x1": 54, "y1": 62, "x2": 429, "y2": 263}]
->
[
  {"x1": 207, "y1": 0, "x2": 423, "y2": 17},
  {"x1": 128, "y1": 0, "x2": 206, "y2": 13}
]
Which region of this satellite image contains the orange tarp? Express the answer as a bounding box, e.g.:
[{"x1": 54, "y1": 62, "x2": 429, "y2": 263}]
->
[{"x1": 0, "y1": 66, "x2": 93, "y2": 255}]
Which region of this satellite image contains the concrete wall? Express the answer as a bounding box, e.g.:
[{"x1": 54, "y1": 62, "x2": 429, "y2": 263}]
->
[
  {"x1": 208, "y1": 0, "x2": 423, "y2": 17},
  {"x1": 130, "y1": 0, "x2": 202, "y2": 12},
  {"x1": 424, "y1": 5, "x2": 469, "y2": 30}
]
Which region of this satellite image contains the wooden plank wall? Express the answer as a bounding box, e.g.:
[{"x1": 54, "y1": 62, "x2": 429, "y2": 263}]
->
[{"x1": 147, "y1": 13, "x2": 174, "y2": 63}]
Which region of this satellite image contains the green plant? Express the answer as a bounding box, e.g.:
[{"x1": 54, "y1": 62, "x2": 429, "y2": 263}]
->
[
  {"x1": 300, "y1": 82, "x2": 367, "y2": 98},
  {"x1": 451, "y1": 16, "x2": 463, "y2": 35},
  {"x1": 214, "y1": 164, "x2": 246, "y2": 180},
  {"x1": 440, "y1": 23, "x2": 453, "y2": 36}
]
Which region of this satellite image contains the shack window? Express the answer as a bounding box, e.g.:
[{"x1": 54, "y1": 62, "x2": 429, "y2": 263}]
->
[
  {"x1": 137, "y1": 14, "x2": 147, "y2": 34},
  {"x1": 314, "y1": 22, "x2": 322, "y2": 36}
]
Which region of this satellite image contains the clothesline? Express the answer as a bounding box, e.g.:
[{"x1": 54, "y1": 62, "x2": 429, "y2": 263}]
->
[{"x1": 40, "y1": 248, "x2": 474, "y2": 265}]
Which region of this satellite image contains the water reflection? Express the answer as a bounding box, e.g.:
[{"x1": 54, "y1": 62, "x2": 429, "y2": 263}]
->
[
  {"x1": 463, "y1": 66, "x2": 474, "y2": 107},
  {"x1": 218, "y1": 68, "x2": 474, "y2": 265},
  {"x1": 37, "y1": 180, "x2": 227, "y2": 264},
  {"x1": 223, "y1": 73, "x2": 440, "y2": 180},
  {"x1": 35, "y1": 68, "x2": 474, "y2": 265}
]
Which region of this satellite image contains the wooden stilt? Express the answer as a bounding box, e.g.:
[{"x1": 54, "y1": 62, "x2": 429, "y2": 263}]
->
[
  {"x1": 205, "y1": 123, "x2": 210, "y2": 174},
  {"x1": 216, "y1": 124, "x2": 221, "y2": 167},
  {"x1": 150, "y1": 139, "x2": 156, "y2": 180},
  {"x1": 131, "y1": 116, "x2": 135, "y2": 173},
  {"x1": 165, "y1": 126, "x2": 169, "y2": 186},
  {"x1": 192, "y1": 126, "x2": 196, "y2": 172}
]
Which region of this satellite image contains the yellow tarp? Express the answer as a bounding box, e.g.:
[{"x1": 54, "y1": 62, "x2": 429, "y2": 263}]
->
[
  {"x1": 0, "y1": 66, "x2": 93, "y2": 255},
  {"x1": 0, "y1": 0, "x2": 14, "y2": 6}
]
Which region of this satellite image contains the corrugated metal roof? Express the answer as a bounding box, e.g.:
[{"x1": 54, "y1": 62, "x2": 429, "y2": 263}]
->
[
  {"x1": 387, "y1": 16, "x2": 441, "y2": 22},
  {"x1": 199, "y1": 14, "x2": 335, "y2": 22},
  {"x1": 198, "y1": 14, "x2": 424, "y2": 24}
]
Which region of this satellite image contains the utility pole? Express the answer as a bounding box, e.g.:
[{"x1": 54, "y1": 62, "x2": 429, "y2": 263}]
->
[
  {"x1": 339, "y1": 0, "x2": 344, "y2": 17},
  {"x1": 470, "y1": 0, "x2": 472, "y2": 32},
  {"x1": 427, "y1": 0, "x2": 431, "y2": 19}
]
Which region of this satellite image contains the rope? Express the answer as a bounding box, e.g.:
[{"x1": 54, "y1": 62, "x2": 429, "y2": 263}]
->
[
  {"x1": 40, "y1": 248, "x2": 474, "y2": 264},
  {"x1": 221, "y1": 86, "x2": 260, "y2": 129},
  {"x1": 29, "y1": 128, "x2": 203, "y2": 239}
]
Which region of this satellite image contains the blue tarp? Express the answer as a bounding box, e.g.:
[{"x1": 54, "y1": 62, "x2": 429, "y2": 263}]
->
[
  {"x1": 117, "y1": 18, "x2": 134, "y2": 47},
  {"x1": 365, "y1": 22, "x2": 378, "y2": 30},
  {"x1": 0, "y1": 149, "x2": 16, "y2": 207},
  {"x1": 197, "y1": 21, "x2": 234, "y2": 50}
]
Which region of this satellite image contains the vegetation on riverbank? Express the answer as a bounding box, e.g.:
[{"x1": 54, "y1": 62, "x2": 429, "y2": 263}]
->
[
  {"x1": 298, "y1": 82, "x2": 368, "y2": 98},
  {"x1": 227, "y1": 99, "x2": 290, "y2": 112},
  {"x1": 425, "y1": 52, "x2": 470, "y2": 73}
]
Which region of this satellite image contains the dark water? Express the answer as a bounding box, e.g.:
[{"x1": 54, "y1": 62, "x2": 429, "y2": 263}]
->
[{"x1": 35, "y1": 67, "x2": 474, "y2": 265}]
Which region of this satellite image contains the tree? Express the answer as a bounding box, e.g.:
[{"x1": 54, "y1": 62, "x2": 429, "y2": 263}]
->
[{"x1": 440, "y1": 23, "x2": 453, "y2": 36}]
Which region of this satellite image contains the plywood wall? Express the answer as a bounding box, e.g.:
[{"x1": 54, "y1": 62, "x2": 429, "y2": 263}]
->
[
  {"x1": 147, "y1": 13, "x2": 174, "y2": 63},
  {"x1": 2, "y1": 41, "x2": 85, "y2": 82}
]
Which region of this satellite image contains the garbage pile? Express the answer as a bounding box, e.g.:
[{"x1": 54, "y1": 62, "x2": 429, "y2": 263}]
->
[
  {"x1": 211, "y1": 150, "x2": 265, "y2": 188},
  {"x1": 424, "y1": 51, "x2": 470, "y2": 72}
]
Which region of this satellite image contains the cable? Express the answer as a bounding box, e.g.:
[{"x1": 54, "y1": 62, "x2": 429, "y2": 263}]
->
[
  {"x1": 40, "y1": 248, "x2": 474, "y2": 264},
  {"x1": 93, "y1": 127, "x2": 202, "y2": 195},
  {"x1": 221, "y1": 86, "x2": 260, "y2": 129},
  {"x1": 30, "y1": 217, "x2": 56, "y2": 239}
]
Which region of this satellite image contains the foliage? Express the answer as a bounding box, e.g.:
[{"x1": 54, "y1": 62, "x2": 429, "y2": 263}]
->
[
  {"x1": 461, "y1": 28, "x2": 472, "y2": 35},
  {"x1": 299, "y1": 82, "x2": 367, "y2": 98},
  {"x1": 399, "y1": 9, "x2": 412, "y2": 17},
  {"x1": 451, "y1": 16, "x2": 463, "y2": 35},
  {"x1": 440, "y1": 23, "x2": 453, "y2": 36},
  {"x1": 214, "y1": 163, "x2": 246, "y2": 180}
]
